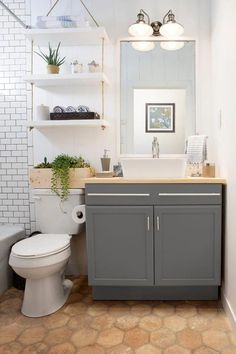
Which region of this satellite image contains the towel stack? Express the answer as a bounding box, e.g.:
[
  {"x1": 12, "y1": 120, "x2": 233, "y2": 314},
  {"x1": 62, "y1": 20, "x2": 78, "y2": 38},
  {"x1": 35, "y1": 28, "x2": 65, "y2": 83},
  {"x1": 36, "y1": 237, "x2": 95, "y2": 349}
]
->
[
  {"x1": 36, "y1": 16, "x2": 89, "y2": 29},
  {"x1": 186, "y1": 135, "x2": 208, "y2": 164}
]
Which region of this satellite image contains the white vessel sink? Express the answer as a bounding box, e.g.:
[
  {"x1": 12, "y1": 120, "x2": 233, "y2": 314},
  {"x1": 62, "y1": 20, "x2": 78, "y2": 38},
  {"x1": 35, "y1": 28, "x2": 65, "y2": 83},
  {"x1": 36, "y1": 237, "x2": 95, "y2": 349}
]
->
[{"x1": 121, "y1": 157, "x2": 187, "y2": 179}]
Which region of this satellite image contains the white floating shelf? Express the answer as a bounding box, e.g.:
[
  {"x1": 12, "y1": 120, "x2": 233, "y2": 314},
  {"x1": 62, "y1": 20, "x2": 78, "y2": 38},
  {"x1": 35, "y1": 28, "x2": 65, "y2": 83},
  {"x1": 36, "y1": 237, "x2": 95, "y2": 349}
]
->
[
  {"x1": 23, "y1": 73, "x2": 109, "y2": 87},
  {"x1": 24, "y1": 27, "x2": 109, "y2": 46},
  {"x1": 26, "y1": 119, "x2": 109, "y2": 129}
]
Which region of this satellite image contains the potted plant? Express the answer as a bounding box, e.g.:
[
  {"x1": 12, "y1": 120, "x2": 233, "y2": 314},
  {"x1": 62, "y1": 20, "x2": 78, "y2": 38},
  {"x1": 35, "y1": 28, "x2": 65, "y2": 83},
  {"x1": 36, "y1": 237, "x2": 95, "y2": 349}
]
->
[
  {"x1": 30, "y1": 155, "x2": 94, "y2": 200},
  {"x1": 35, "y1": 42, "x2": 65, "y2": 74}
]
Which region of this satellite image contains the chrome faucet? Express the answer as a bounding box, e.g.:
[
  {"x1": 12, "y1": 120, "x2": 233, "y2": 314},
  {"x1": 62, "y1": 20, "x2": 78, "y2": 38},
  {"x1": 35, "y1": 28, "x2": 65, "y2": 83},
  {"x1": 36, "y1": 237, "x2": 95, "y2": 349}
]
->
[{"x1": 152, "y1": 137, "x2": 159, "y2": 158}]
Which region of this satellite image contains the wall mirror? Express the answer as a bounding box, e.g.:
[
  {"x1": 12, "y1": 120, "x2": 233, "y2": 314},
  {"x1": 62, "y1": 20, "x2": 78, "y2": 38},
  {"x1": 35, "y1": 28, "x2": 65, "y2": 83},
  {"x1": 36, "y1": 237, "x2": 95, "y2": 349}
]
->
[{"x1": 120, "y1": 40, "x2": 196, "y2": 155}]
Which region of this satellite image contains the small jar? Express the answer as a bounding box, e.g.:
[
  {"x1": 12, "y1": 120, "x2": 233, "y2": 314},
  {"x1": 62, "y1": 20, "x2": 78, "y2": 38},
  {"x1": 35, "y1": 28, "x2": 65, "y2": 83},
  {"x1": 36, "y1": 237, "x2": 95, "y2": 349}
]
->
[
  {"x1": 202, "y1": 162, "x2": 215, "y2": 177},
  {"x1": 71, "y1": 60, "x2": 83, "y2": 74}
]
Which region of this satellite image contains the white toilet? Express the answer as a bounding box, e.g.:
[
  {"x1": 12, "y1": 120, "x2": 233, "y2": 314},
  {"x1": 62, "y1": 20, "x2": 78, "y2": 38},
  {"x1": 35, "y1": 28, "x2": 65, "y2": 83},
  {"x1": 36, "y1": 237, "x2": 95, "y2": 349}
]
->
[{"x1": 9, "y1": 189, "x2": 85, "y2": 317}]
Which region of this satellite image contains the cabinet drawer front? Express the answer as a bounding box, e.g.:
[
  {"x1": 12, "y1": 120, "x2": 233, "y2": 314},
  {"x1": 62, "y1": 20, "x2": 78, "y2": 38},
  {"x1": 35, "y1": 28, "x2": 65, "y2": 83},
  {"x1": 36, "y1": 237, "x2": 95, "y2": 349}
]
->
[
  {"x1": 154, "y1": 205, "x2": 222, "y2": 286},
  {"x1": 86, "y1": 183, "x2": 222, "y2": 205},
  {"x1": 86, "y1": 206, "x2": 154, "y2": 286},
  {"x1": 86, "y1": 184, "x2": 153, "y2": 205}
]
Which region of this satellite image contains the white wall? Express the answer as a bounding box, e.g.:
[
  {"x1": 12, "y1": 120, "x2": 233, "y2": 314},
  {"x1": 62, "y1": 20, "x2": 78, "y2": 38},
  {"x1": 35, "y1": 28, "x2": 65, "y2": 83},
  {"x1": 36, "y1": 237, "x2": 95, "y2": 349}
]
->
[
  {"x1": 133, "y1": 89, "x2": 186, "y2": 154},
  {"x1": 211, "y1": 0, "x2": 236, "y2": 333}
]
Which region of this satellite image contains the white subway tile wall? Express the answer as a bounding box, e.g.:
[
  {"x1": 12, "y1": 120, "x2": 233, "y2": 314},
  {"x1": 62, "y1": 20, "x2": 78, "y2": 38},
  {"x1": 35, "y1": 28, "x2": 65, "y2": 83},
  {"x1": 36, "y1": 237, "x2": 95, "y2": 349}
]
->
[{"x1": 0, "y1": 0, "x2": 33, "y2": 234}]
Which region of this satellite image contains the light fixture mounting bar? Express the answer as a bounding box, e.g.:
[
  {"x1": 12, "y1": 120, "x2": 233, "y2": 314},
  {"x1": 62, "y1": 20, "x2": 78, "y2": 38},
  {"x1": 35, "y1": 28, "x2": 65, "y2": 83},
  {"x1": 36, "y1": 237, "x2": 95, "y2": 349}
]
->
[{"x1": 0, "y1": 0, "x2": 30, "y2": 28}]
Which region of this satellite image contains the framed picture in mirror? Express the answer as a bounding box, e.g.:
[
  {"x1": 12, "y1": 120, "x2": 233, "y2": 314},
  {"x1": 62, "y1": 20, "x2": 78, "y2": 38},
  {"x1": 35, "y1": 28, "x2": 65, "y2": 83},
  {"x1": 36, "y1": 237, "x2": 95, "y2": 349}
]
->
[{"x1": 145, "y1": 103, "x2": 175, "y2": 133}]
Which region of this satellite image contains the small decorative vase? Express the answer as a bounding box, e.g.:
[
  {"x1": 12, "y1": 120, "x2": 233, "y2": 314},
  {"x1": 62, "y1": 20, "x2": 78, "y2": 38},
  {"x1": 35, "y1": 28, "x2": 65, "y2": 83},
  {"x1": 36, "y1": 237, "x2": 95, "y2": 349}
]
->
[{"x1": 47, "y1": 65, "x2": 60, "y2": 74}]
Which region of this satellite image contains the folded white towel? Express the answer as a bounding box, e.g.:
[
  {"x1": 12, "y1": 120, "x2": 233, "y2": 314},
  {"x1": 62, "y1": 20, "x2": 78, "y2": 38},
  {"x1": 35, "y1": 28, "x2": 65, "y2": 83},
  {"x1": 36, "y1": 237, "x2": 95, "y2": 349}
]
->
[{"x1": 186, "y1": 135, "x2": 208, "y2": 164}]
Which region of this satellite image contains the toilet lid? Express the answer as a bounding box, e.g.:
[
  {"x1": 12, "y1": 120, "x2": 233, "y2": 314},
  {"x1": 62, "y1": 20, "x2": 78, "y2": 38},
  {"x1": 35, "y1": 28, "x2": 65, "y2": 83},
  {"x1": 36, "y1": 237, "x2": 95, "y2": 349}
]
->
[{"x1": 11, "y1": 234, "x2": 71, "y2": 258}]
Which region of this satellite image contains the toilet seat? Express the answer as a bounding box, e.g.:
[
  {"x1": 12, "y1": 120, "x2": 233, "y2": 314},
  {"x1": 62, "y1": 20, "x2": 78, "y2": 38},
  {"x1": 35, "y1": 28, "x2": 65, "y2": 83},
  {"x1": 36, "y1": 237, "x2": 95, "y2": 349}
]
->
[{"x1": 11, "y1": 234, "x2": 71, "y2": 259}]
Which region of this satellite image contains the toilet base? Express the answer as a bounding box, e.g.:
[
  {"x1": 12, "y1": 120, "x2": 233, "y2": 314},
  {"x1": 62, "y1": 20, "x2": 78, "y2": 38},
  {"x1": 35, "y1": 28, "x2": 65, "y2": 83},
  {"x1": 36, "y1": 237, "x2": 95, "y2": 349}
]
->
[{"x1": 22, "y1": 273, "x2": 73, "y2": 317}]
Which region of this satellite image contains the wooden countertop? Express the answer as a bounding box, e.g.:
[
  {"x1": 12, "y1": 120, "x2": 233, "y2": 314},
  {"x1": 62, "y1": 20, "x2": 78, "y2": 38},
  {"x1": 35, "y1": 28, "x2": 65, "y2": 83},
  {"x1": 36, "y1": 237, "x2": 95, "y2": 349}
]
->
[{"x1": 84, "y1": 177, "x2": 226, "y2": 185}]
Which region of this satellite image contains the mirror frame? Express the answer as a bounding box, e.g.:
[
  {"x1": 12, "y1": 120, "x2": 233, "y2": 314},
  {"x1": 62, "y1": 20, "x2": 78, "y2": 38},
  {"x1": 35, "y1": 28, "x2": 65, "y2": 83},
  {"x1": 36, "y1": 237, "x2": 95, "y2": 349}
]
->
[{"x1": 117, "y1": 37, "x2": 198, "y2": 158}]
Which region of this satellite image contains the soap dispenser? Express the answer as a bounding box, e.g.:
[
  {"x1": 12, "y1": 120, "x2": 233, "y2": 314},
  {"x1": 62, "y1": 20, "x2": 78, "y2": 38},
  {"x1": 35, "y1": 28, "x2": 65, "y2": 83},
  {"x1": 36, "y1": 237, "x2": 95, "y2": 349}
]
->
[{"x1": 101, "y1": 149, "x2": 110, "y2": 171}]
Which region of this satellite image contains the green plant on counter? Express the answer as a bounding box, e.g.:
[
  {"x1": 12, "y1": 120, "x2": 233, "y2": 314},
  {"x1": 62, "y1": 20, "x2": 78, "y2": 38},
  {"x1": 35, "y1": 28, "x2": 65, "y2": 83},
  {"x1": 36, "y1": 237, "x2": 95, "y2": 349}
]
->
[
  {"x1": 51, "y1": 154, "x2": 91, "y2": 201},
  {"x1": 35, "y1": 42, "x2": 65, "y2": 66},
  {"x1": 34, "y1": 157, "x2": 52, "y2": 168}
]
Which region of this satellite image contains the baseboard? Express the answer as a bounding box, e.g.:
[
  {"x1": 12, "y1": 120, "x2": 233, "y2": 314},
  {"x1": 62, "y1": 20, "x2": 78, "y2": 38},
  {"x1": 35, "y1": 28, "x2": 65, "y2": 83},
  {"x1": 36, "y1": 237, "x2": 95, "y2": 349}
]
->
[{"x1": 221, "y1": 290, "x2": 236, "y2": 335}]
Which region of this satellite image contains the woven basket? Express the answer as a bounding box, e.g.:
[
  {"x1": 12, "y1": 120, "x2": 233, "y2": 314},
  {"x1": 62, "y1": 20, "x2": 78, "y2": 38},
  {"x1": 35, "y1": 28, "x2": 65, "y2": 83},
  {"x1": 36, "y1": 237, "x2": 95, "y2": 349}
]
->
[{"x1": 50, "y1": 112, "x2": 100, "y2": 120}]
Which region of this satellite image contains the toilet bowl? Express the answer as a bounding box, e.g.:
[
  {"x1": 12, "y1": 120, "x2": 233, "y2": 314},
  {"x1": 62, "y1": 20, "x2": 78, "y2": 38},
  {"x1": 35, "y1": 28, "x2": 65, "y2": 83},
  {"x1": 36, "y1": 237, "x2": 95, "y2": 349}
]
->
[
  {"x1": 9, "y1": 234, "x2": 73, "y2": 317},
  {"x1": 9, "y1": 188, "x2": 85, "y2": 317}
]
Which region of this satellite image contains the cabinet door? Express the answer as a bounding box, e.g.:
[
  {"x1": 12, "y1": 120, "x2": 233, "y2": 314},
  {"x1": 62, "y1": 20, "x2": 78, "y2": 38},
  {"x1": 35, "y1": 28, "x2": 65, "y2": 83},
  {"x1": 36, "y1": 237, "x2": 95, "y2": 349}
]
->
[
  {"x1": 86, "y1": 206, "x2": 154, "y2": 286},
  {"x1": 155, "y1": 206, "x2": 221, "y2": 286}
]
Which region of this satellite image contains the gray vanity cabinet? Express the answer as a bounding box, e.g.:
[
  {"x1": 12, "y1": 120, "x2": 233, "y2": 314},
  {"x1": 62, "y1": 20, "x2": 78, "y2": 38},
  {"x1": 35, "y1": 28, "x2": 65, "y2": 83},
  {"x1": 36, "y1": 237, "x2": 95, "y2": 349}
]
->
[
  {"x1": 85, "y1": 183, "x2": 223, "y2": 299},
  {"x1": 154, "y1": 205, "x2": 222, "y2": 286},
  {"x1": 86, "y1": 206, "x2": 154, "y2": 286}
]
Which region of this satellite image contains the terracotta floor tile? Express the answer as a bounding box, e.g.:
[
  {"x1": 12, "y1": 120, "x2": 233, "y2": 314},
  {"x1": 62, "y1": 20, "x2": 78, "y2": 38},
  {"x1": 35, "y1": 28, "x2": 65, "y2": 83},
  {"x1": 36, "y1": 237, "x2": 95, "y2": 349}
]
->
[
  {"x1": 124, "y1": 327, "x2": 149, "y2": 348},
  {"x1": 176, "y1": 304, "x2": 197, "y2": 318},
  {"x1": 188, "y1": 315, "x2": 210, "y2": 331},
  {"x1": 77, "y1": 344, "x2": 105, "y2": 354},
  {"x1": 136, "y1": 343, "x2": 162, "y2": 354},
  {"x1": 115, "y1": 314, "x2": 139, "y2": 330},
  {"x1": 164, "y1": 344, "x2": 191, "y2": 354},
  {"x1": 164, "y1": 315, "x2": 187, "y2": 332},
  {"x1": 68, "y1": 313, "x2": 92, "y2": 330},
  {"x1": 48, "y1": 342, "x2": 75, "y2": 354},
  {"x1": 202, "y1": 329, "x2": 230, "y2": 351},
  {"x1": 97, "y1": 327, "x2": 124, "y2": 348},
  {"x1": 194, "y1": 346, "x2": 219, "y2": 354},
  {"x1": 20, "y1": 343, "x2": 48, "y2": 354},
  {"x1": 71, "y1": 328, "x2": 97, "y2": 348},
  {"x1": 221, "y1": 348, "x2": 236, "y2": 354},
  {"x1": 0, "y1": 277, "x2": 236, "y2": 353},
  {"x1": 150, "y1": 328, "x2": 176, "y2": 349},
  {"x1": 44, "y1": 327, "x2": 72, "y2": 346},
  {"x1": 87, "y1": 303, "x2": 108, "y2": 317},
  {"x1": 153, "y1": 303, "x2": 175, "y2": 317},
  {"x1": 64, "y1": 302, "x2": 87, "y2": 316},
  {"x1": 44, "y1": 312, "x2": 70, "y2": 329},
  {"x1": 18, "y1": 325, "x2": 46, "y2": 346},
  {"x1": 106, "y1": 344, "x2": 134, "y2": 354},
  {"x1": 139, "y1": 315, "x2": 162, "y2": 331},
  {"x1": 109, "y1": 303, "x2": 130, "y2": 317},
  {"x1": 130, "y1": 304, "x2": 152, "y2": 317},
  {"x1": 0, "y1": 342, "x2": 22, "y2": 354},
  {"x1": 90, "y1": 313, "x2": 115, "y2": 331},
  {"x1": 177, "y1": 328, "x2": 202, "y2": 350}
]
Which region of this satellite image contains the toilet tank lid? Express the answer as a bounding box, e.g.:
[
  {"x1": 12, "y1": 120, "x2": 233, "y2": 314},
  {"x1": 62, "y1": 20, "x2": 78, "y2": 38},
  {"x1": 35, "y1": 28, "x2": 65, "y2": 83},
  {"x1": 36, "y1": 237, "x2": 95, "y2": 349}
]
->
[
  {"x1": 32, "y1": 189, "x2": 84, "y2": 195},
  {"x1": 11, "y1": 234, "x2": 71, "y2": 258}
]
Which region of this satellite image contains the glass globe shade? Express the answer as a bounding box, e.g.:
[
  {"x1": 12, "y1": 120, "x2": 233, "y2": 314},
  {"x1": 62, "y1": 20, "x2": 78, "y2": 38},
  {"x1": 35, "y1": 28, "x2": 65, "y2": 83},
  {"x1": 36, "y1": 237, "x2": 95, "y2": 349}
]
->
[
  {"x1": 131, "y1": 41, "x2": 155, "y2": 52},
  {"x1": 160, "y1": 41, "x2": 185, "y2": 51},
  {"x1": 128, "y1": 22, "x2": 153, "y2": 37},
  {"x1": 160, "y1": 22, "x2": 184, "y2": 38}
]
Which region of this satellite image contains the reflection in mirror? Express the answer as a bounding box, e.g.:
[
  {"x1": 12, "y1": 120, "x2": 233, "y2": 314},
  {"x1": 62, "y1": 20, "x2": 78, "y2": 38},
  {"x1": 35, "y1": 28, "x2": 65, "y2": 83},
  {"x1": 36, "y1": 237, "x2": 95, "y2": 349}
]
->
[{"x1": 120, "y1": 41, "x2": 195, "y2": 155}]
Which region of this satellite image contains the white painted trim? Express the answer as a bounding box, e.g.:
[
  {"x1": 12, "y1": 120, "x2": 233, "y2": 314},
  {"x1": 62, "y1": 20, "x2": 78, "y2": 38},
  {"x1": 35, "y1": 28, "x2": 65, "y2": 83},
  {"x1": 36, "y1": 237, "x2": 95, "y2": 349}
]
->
[{"x1": 221, "y1": 290, "x2": 236, "y2": 336}]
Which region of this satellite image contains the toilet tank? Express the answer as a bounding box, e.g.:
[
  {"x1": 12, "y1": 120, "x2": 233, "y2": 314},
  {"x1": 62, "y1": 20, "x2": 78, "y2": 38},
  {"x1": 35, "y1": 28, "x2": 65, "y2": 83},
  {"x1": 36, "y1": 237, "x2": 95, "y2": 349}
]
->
[{"x1": 32, "y1": 189, "x2": 85, "y2": 234}]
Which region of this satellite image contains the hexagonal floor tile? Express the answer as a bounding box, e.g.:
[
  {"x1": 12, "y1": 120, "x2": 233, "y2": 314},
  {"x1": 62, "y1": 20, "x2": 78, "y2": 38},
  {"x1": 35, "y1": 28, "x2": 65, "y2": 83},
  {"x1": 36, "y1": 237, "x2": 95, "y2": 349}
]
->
[
  {"x1": 124, "y1": 327, "x2": 149, "y2": 348},
  {"x1": 150, "y1": 328, "x2": 176, "y2": 349},
  {"x1": 164, "y1": 315, "x2": 187, "y2": 332},
  {"x1": 177, "y1": 328, "x2": 202, "y2": 350},
  {"x1": 96, "y1": 327, "x2": 124, "y2": 348},
  {"x1": 202, "y1": 330, "x2": 230, "y2": 351}
]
